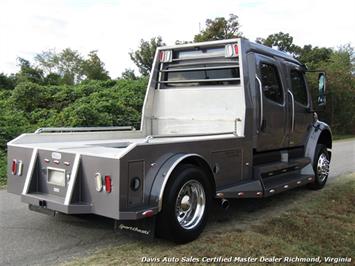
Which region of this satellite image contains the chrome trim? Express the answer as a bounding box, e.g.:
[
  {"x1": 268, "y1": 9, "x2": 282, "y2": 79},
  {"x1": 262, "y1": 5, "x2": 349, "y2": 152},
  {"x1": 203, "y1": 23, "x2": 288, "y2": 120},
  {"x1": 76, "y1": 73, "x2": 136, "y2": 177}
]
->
[
  {"x1": 171, "y1": 55, "x2": 227, "y2": 62},
  {"x1": 145, "y1": 131, "x2": 235, "y2": 143},
  {"x1": 160, "y1": 65, "x2": 239, "y2": 73},
  {"x1": 159, "y1": 38, "x2": 240, "y2": 50},
  {"x1": 158, "y1": 77, "x2": 240, "y2": 84},
  {"x1": 35, "y1": 126, "x2": 134, "y2": 134},
  {"x1": 288, "y1": 90, "x2": 295, "y2": 133},
  {"x1": 64, "y1": 154, "x2": 81, "y2": 205},
  {"x1": 164, "y1": 61, "x2": 239, "y2": 68},
  {"x1": 158, "y1": 154, "x2": 210, "y2": 211},
  {"x1": 22, "y1": 148, "x2": 38, "y2": 195},
  {"x1": 255, "y1": 75, "x2": 263, "y2": 130}
]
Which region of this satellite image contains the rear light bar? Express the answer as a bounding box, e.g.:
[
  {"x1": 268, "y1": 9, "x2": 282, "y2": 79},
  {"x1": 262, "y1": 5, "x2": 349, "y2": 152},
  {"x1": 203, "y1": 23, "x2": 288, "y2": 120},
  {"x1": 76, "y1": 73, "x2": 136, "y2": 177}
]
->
[
  {"x1": 225, "y1": 43, "x2": 239, "y2": 58},
  {"x1": 159, "y1": 50, "x2": 172, "y2": 63},
  {"x1": 11, "y1": 159, "x2": 23, "y2": 176},
  {"x1": 11, "y1": 160, "x2": 17, "y2": 175},
  {"x1": 105, "y1": 175, "x2": 112, "y2": 193},
  {"x1": 95, "y1": 173, "x2": 112, "y2": 193},
  {"x1": 95, "y1": 173, "x2": 103, "y2": 192}
]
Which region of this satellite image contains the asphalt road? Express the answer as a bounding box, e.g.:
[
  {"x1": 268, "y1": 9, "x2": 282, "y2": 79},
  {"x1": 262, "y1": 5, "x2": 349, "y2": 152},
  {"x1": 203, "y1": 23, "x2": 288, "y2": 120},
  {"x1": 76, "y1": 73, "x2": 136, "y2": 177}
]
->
[{"x1": 0, "y1": 139, "x2": 354, "y2": 265}]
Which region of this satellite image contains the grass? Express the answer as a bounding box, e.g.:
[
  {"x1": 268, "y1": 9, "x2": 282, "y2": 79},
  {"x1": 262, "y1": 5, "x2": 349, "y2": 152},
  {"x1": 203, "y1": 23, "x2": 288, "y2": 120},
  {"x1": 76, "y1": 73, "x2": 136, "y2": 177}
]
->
[{"x1": 64, "y1": 174, "x2": 355, "y2": 266}]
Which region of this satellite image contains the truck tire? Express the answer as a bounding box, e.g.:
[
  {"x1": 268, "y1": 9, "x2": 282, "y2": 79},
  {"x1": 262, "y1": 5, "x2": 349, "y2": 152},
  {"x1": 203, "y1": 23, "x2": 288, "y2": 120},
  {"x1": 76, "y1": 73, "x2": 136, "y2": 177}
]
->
[
  {"x1": 156, "y1": 164, "x2": 212, "y2": 243},
  {"x1": 309, "y1": 144, "x2": 330, "y2": 190}
]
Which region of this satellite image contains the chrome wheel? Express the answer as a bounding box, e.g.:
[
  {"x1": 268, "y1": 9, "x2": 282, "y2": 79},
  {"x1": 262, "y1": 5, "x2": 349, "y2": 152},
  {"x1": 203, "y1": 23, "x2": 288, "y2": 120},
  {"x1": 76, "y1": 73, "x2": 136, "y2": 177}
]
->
[
  {"x1": 317, "y1": 153, "x2": 330, "y2": 182},
  {"x1": 175, "y1": 180, "x2": 206, "y2": 230}
]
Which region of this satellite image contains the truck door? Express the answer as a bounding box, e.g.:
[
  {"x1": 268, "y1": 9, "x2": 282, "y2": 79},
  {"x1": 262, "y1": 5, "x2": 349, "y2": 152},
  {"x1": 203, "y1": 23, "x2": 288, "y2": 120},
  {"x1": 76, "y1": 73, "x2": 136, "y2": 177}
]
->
[
  {"x1": 255, "y1": 54, "x2": 288, "y2": 151},
  {"x1": 285, "y1": 63, "x2": 314, "y2": 147}
]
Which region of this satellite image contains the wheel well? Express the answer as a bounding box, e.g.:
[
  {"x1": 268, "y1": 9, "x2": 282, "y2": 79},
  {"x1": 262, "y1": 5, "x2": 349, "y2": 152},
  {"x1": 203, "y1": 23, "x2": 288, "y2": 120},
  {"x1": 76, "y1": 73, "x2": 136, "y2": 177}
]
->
[
  {"x1": 318, "y1": 130, "x2": 332, "y2": 149},
  {"x1": 180, "y1": 156, "x2": 216, "y2": 194}
]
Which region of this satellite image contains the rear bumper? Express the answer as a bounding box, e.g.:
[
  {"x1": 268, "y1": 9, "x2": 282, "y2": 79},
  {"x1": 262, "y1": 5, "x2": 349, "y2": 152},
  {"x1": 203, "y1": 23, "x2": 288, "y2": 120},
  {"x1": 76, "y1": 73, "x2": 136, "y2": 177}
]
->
[
  {"x1": 21, "y1": 192, "x2": 158, "y2": 220},
  {"x1": 21, "y1": 193, "x2": 91, "y2": 214}
]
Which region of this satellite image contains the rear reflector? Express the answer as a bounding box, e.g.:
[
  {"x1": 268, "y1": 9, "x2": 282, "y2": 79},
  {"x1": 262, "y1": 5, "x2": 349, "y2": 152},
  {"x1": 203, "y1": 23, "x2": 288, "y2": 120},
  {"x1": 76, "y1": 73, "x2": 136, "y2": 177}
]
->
[
  {"x1": 105, "y1": 175, "x2": 112, "y2": 193},
  {"x1": 11, "y1": 160, "x2": 17, "y2": 175},
  {"x1": 142, "y1": 210, "x2": 154, "y2": 217},
  {"x1": 95, "y1": 173, "x2": 103, "y2": 192},
  {"x1": 225, "y1": 43, "x2": 239, "y2": 57}
]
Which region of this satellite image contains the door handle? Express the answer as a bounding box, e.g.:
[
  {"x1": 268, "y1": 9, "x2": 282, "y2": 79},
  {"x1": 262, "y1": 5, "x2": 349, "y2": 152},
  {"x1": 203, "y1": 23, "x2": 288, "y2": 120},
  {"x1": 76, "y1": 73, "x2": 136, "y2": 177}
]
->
[
  {"x1": 288, "y1": 90, "x2": 295, "y2": 133},
  {"x1": 255, "y1": 75, "x2": 263, "y2": 132}
]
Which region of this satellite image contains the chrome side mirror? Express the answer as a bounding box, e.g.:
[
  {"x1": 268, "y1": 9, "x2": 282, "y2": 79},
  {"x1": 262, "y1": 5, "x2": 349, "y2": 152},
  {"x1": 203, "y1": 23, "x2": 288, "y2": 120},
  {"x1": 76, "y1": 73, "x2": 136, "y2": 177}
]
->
[{"x1": 317, "y1": 73, "x2": 326, "y2": 106}]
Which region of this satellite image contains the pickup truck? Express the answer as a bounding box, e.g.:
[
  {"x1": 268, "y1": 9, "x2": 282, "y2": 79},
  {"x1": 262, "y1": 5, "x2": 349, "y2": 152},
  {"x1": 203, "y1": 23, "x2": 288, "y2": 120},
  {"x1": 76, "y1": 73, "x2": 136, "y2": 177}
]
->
[{"x1": 7, "y1": 38, "x2": 332, "y2": 243}]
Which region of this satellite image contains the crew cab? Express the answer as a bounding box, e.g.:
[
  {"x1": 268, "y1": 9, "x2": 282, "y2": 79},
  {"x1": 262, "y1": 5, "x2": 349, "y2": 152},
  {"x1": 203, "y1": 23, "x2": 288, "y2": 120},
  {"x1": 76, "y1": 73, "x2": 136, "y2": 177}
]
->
[{"x1": 7, "y1": 38, "x2": 332, "y2": 243}]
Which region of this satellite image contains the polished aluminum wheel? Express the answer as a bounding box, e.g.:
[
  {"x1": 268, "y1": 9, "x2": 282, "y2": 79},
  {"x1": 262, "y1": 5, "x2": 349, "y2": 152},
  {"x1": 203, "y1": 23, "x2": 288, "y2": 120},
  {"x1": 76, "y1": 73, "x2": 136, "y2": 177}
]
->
[
  {"x1": 317, "y1": 153, "x2": 330, "y2": 182},
  {"x1": 175, "y1": 180, "x2": 206, "y2": 230}
]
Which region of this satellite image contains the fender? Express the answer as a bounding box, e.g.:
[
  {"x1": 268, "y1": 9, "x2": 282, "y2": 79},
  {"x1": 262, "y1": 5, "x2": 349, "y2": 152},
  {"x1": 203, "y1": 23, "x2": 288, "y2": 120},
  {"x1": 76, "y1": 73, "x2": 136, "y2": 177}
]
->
[
  {"x1": 149, "y1": 153, "x2": 212, "y2": 212},
  {"x1": 305, "y1": 120, "x2": 332, "y2": 165}
]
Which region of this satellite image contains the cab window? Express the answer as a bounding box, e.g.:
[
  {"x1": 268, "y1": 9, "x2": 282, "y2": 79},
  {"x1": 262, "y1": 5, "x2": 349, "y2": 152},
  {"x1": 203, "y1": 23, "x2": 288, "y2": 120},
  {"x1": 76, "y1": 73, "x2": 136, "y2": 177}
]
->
[
  {"x1": 260, "y1": 63, "x2": 283, "y2": 104},
  {"x1": 290, "y1": 70, "x2": 308, "y2": 106}
]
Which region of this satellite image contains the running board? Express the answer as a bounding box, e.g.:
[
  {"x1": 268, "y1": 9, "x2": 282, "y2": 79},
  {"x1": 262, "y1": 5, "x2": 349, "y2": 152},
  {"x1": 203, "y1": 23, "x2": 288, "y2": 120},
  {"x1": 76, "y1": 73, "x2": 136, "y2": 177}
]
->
[
  {"x1": 253, "y1": 157, "x2": 311, "y2": 178},
  {"x1": 216, "y1": 172, "x2": 314, "y2": 199},
  {"x1": 262, "y1": 173, "x2": 314, "y2": 197},
  {"x1": 216, "y1": 180, "x2": 264, "y2": 198}
]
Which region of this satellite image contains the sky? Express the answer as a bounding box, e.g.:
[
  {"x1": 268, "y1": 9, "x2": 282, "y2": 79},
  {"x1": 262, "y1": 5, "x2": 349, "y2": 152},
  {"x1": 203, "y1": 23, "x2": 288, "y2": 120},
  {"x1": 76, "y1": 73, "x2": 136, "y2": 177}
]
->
[{"x1": 0, "y1": 0, "x2": 354, "y2": 77}]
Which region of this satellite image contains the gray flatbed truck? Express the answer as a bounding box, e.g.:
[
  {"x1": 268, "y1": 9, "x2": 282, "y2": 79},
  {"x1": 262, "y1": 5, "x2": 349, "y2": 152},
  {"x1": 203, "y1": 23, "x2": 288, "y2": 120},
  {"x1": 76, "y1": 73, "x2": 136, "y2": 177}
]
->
[{"x1": 7, "y1": 38, "x2": 332, "y2": 243}]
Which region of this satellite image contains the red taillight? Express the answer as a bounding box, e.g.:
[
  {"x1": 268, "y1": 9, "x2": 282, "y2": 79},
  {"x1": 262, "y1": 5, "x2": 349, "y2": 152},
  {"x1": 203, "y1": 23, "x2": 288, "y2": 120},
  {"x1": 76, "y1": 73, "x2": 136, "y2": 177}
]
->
[
  {"x1": 233, "y1": 44, "x2": 239, "y2": 56},
  {"x1": 105, "y1": 175, "x2": 112, "y2": 193},
  {"x1": 142, "y1": 210, "x2": 154, "y2": 217},
  {"x1": 12, "y1": 160, "x2": 17, "y2": 175}
]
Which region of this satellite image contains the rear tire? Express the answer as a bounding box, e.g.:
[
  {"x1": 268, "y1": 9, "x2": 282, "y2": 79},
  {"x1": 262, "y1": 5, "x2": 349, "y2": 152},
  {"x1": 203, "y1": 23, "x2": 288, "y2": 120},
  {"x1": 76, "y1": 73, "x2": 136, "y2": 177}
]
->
[
  {"x1": 156, "y1": 164, "x2": 212, "y2": 244},
  {"x1": 309, "y1": 144, "x2": 330, "y2": 190}
]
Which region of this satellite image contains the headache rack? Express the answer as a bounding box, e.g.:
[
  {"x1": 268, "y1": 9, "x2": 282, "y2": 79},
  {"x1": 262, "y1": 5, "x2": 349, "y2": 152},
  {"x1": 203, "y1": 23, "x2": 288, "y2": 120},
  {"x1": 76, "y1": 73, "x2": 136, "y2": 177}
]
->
[{"x1": 157, "y1": 43, "x2": 241, "y2": 89}]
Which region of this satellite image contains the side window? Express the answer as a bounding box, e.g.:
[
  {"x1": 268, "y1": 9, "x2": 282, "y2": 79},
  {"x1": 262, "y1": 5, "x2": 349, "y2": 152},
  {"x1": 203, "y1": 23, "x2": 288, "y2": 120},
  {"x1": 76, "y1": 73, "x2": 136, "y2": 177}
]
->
[
  {"x1": 290, "y1": 70, "x2": 308, "y2": 106},
  {"x1": 260, "y1": 63, "x2": 283, "y2": 104}
]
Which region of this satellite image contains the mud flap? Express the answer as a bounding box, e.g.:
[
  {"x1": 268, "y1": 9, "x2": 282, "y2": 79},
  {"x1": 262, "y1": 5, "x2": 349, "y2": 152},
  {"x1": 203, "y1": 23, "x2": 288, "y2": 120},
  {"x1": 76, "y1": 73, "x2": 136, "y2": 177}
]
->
[{"x1": 114, "y1": 217, "x2": 156, "y2": 239}]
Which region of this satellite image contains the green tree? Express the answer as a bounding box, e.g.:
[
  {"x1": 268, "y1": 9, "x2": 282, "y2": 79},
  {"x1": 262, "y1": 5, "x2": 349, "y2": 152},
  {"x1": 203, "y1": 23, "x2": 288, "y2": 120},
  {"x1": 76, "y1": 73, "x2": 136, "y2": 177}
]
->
[
  {"x1": 256, "y1": 32, "x2": 300, "y2": 53},
  {"x1": 315, "y1": 45, "x2": 355, "y2": 134},
  {"x1": 55, "y1": 48, "x2": 85, "y2": 85},
  {"x1": 0, "y1": 73, "x2": 16, "y2": 90},
  {"x1": 11, "y1": 82, "x2": 48, "y2": 113},
  {"x1": 43, "y1": 73, "x2": 62, "y2": 85},
  {"x1": 298, "y1": 45, "x2": 333, "y2": 68},
  {"x1": 129, "y1": 36, "x2": 165, "y2": 76},
  {"x1": 194, "y1": 14, "x2": 242, "y2": 42},
  {"x1": 121, "y1": 68, "x2": 137, "y2": 80},
  {"x1": 34, "y1": 49, "x2": 57, "y2": 74},
  {"x1": 16, "y1": 57, "x2": 44, "y2": 84},
  {"x1": 82, "y1": 50, "x2": 110, "y2": 81}
]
